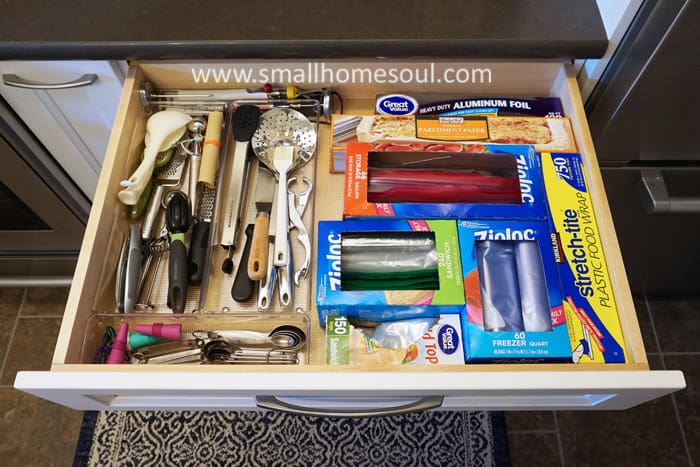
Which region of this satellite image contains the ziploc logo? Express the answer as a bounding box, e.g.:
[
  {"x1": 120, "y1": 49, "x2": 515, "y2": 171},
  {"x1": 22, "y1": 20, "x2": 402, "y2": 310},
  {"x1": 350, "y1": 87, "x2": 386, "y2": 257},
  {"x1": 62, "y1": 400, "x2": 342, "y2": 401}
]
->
[
  {"x1": 437, "y1": 325, "x2": 459, "y2": 354},
  {"x1": 473, "y1": 228, "x2": 535, "y2": 241},
  {"x1": 376, "y1": 94, "x2": 418, "y2": 115}
]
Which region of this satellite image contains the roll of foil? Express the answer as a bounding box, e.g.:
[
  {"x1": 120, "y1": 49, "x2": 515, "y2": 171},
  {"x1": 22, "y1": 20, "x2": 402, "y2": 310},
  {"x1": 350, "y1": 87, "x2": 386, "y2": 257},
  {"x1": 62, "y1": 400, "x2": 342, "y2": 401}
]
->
[
  {"x1": 514, "y1": 241, "x2": 553, "y2": 332},
  {"x1": 475, "y1": 241, "x2": 524, "y2": 332}
]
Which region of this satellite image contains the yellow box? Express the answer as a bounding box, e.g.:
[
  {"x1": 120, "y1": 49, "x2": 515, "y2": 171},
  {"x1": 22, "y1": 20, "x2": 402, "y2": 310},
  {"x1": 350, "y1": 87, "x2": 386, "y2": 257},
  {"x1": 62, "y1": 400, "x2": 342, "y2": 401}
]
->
[{"x1": 541, "y1": 152, "x2": 628, "y2": 363}]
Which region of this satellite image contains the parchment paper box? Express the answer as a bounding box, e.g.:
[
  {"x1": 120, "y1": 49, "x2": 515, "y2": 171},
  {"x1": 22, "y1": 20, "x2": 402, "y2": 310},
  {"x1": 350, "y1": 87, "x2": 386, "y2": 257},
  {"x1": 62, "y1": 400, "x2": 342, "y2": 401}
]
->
[
  {"x1": 330, "y1": 113, "x2": 577, "y2": 173},
  {"x1": 316, "y1": 219, "x2": 464, "y2": 326},
  {"x1": 344, "y1": 142, "x2": 548, "y2": 220},
  {"x1": 540, "y1": 152, "x2": 627, "y2": 364},
  {"x1": 457, "y1": 219, "x2": 572, "y2": 363}
]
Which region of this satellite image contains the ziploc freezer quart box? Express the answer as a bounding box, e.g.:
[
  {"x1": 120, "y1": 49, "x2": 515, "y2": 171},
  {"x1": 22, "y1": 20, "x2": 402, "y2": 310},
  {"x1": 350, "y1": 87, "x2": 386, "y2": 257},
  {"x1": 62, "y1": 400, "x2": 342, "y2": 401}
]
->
[
  {"x1": 457, "y1": 219, "x2": 572, "y2": 362},
  {"x1": 326, "y1": 315, "x2": 466, "y2": 365},
  {"x1": 541, "y1": 152, "x2": 627, "y2": 363},
  {"x1": 316, "y1": 219, "x2": 464, "y2": 326},
  {"x1": 344, "y1": 142, "x2": 548, "y2": 220}
]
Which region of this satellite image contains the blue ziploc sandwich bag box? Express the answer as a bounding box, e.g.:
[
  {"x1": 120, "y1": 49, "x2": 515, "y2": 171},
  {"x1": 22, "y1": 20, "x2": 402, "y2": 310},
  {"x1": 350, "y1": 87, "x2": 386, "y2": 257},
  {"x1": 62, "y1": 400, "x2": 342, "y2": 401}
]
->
[
  {"x1": 344, "y1": 142, "x2": 548, "y2": 220},
  {"x1": 540, "y1": 152, "x2": 627, "y2": 364},
  {"x1": 316, "y1": 220, "x2": 464, "y2": 326},
  {"x1": 457, "y1": 219, "x2": 572, "y2": 362}
]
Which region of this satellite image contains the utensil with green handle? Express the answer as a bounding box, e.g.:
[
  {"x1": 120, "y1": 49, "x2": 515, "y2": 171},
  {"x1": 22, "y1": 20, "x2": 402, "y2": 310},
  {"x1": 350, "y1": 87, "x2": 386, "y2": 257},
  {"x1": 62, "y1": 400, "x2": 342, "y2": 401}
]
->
[{"x1": 166, "y1": 191, "x2": 191, "y2": 313}]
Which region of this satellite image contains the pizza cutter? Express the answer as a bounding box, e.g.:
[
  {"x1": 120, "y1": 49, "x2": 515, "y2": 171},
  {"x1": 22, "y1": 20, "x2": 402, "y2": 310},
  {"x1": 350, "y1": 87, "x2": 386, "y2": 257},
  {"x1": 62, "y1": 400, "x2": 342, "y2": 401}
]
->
[{"x1": 251, "y1": 108, "x2": 316, "y2": 268}]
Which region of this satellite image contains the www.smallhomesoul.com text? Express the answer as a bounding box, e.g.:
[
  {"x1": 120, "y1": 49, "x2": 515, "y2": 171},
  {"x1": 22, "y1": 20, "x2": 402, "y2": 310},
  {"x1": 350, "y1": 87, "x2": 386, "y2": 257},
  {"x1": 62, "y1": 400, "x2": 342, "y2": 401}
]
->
[{"x1": 190, "y1": 63, "x2": 493, "y2": 85}]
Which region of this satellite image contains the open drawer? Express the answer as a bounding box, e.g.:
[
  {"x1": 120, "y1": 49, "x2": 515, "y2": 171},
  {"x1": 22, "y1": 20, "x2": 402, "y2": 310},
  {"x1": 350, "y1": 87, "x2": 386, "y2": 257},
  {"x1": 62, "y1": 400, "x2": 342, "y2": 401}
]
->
[{"x1": 15, "y1": 60, "x2": 685, "y2": 414}]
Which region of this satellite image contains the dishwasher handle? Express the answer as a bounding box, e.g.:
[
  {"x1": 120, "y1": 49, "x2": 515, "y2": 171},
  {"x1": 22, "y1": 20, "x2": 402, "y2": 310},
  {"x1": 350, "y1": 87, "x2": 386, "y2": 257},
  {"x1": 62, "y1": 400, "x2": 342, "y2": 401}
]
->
[
  {"x1": 640, "y1": 170, "x2": 700, "y2": 214},
  {"x1": 256, "y1": 395, "x2": 444, "y2": 417},
  {"x1": 2, "y1": 73, "x2": 98, "y2": 90}
]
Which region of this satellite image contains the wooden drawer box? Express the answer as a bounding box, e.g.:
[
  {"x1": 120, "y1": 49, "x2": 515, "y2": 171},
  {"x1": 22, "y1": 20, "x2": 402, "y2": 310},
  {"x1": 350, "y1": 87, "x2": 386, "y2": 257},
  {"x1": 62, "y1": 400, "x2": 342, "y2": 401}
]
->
[{"x1": 14, "y1": 60, "x2": 685, "y2": 414}]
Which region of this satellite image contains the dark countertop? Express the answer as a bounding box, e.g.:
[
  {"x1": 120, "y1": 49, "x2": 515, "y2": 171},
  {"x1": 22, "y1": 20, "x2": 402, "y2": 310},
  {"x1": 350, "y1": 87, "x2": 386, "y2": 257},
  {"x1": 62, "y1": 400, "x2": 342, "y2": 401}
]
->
[{"x1": 0, "y1": 0, "x2": 607, "y2": 60}]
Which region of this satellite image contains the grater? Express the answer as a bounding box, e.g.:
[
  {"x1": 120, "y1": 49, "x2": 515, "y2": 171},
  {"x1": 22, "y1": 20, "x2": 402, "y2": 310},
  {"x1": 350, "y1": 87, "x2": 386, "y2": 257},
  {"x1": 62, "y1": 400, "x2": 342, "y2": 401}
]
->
[{"x1": 141, "y1": 148, "x2": 188, "y2": 241}]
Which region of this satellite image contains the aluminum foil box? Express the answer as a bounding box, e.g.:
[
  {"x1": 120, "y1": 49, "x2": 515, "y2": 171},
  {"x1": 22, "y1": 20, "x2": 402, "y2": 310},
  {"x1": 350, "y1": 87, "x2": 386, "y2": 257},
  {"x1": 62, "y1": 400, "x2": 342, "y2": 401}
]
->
[
  {"x1": 316, "y1": 220, "x2": 464, "y2": 326},
  {"x1": 457, "y1": 219, "x2": 572, "y2": 362},
  {"x1": 541, "y1": 152, "x2": 627, "y2": 364},
  {"x1": 344, "y1": 142, "x2": 548, "y2": 220}
]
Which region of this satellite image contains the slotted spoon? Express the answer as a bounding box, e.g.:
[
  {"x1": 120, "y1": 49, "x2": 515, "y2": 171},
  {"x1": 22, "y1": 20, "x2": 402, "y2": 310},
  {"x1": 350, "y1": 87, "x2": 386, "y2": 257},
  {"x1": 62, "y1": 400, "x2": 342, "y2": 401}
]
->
[{"x1": 251, "y1": 108, "x2": 316, "y2": 267}]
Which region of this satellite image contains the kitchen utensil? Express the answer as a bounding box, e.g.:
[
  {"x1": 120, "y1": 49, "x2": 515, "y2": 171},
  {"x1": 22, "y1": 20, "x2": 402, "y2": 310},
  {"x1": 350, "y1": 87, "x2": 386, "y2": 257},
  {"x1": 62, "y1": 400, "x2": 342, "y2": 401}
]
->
[
  {"x1": 129, "y1": 179, "x2": 153, "y2": 220},
  {"x1": 287, "y1": 176, "x2": 313, "y2": 285},
  {"x1": 186, "y1": 117, "x2": 206, "y2": 218},
  {"x1": 247, "y1": 163, "x2": 276, "y2": 280},
  {"x1": 257, "y1": 242, "x2": 276, "y2": 311},
  {"x1": 115, "y1": 232, "x2": 129, "y2": 312},
  {"x1": 257, "y1": 187, "x2": 278, "y2": 311},
  {"x1": 193, "y1": 326, "x2": 305, "y2": 350},
  {"x1": 220, "y1": 105, "x2": 261, "y2": 273},
  {"x1": 119, "y1": 110, "x2": 192, "y2": 205},
  {"x1": 138, "y1": 235, "x2": 168, "y2": 309},
  {"x1": 197, "y1": 111, "x2": 224, "y2": 188},
  {"x1": 202, "y1": 340, "x2": 298, "y2": 364},
  {"x1": 231, "y1": 223, "x2": 256, "y2": 302},
  {"x1": 106, "y1": 322, "x2": 129, "y2": 364},
  {"x1": 130, "y1": 339, "x2": 205, "y2": 365},
  {"x1": 133, "y1": 322, "x2": 182, "y2": 340},
  {"x1": 188, "y1": 186, "x2": 216, "y2": 285},
  {"x1": 123, "y1": 223, "x2": 143, "y2": 314},
  {"x1": 278, "y1": 237, "x2": 293, "y2": 308},
  {"x1": 165, "y1": 191, "x2": 191, "y2": 313},
  {"x1": 251, "y1": 107, "x2": 316, "y2": 268},
  {"x1": 141, "y1": 149, "x2": 188, "y2": 242}
]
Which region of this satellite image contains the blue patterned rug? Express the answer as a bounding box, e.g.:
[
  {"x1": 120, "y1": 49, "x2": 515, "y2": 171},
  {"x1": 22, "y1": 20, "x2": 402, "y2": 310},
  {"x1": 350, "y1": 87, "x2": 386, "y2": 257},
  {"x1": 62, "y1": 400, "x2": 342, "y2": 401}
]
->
[{"x1": 74, "y1": 410, "x2": 509, "y2": 466}]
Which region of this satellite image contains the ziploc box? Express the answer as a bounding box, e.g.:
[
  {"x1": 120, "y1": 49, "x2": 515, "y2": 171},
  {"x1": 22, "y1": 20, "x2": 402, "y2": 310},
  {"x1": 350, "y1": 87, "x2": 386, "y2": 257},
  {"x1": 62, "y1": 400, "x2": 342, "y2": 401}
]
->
[
  {"x1": 540, "y1": 152, "x2": 627, "y2": 364},
  {"x1": 457, "y1": 219, "x2": 572, "y2": 362},
  {"x1": 326, "y1": 315, "x2": 466, "y2": 365},
  {"x1": 316, "y1": 219, "x2": 464, "y2": 326},
  {"x1": 344, "y1": 142, "x2": 548, "y2": 220}
]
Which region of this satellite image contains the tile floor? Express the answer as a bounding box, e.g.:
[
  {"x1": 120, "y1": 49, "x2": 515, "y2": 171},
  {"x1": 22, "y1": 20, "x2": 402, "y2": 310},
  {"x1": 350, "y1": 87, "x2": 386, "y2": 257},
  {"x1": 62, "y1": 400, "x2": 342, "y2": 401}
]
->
[{"x1": 0, "y1": 287, "x2": 697, "y2": 466}]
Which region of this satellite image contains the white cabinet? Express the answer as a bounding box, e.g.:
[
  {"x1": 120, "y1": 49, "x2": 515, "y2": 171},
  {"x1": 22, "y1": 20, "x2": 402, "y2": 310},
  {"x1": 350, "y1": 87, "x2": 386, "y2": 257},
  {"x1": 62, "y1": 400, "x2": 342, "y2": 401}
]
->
[{"x1": 0, "y1": 61, "x2": 125, "y2": 199}]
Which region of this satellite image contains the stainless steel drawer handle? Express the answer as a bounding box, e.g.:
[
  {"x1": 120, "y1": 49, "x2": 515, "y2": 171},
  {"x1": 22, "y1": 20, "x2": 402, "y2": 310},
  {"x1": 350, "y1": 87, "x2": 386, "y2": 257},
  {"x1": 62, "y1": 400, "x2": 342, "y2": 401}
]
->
[
  {"x1": 640, "y1": 170, "x2": 700, "y2": 214},
  {"x1": 256, "y1": 395, "x2": 444, "y2": 417},
  {"x1": 2, "y1": 73, "x2": 98, "y2": 89}
]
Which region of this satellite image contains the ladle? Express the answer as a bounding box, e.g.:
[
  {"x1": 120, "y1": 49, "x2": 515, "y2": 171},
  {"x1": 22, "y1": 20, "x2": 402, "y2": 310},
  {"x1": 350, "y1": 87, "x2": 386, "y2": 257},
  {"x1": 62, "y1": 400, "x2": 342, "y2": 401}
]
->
[{"x1": 118, "y1": 110, "x2": 192, "y2": 205}]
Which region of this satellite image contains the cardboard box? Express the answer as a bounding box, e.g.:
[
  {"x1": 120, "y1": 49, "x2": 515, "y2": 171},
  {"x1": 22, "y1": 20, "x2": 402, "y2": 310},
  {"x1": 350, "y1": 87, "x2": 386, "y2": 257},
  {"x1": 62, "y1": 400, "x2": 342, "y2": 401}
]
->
[
  {"x1": 326, "y1": 315, "x2": 466, "y2": 365},
  {"x1": 457, "y1": 219, "x2": 572, "y2": 362},
  {"x1": 316, "y1": 219, "x2": 464, "y2": 326},
  {"x1": 330, "y1": 113, "x2": 577, "y2": 172},
  {"x1": 540, "y1": 152, "x2": 627, "y2": 363},
  {"x1": 375, "y1": 94, "x2": 564, "y2": 118},
  {"x1": 344, "y1": 142, "x2": 548, "y2": 220}
]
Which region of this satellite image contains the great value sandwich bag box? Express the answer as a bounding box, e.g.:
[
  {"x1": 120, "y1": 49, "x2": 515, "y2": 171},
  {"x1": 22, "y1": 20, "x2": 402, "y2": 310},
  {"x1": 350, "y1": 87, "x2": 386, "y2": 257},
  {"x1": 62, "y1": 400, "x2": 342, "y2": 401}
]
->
[
  {"x1": 540, "y1": 152, "x2": 627, "y2": 364},
  {"x1": 316, "y1": 219, "x2": 464, "y2": 326},
  {"x1": 330, "y1": 113, "x2": 577, "y2": 173},
  {"x1": 457, "y1": 219, "x2": 572, "y2": 363},
  {"x1": 326, "y1": 314, "x2": 466, "y2": 365},
  {"x1": 343, "y1": 142, "x2": 548, "y2": 220}
]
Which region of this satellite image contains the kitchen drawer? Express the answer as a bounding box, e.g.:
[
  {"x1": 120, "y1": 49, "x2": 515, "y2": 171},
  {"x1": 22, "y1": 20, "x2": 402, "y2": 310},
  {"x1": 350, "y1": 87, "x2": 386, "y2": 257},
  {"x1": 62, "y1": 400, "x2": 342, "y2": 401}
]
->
[{"x1": 15, "y1": 60, "x2": 685, "y2": 414}]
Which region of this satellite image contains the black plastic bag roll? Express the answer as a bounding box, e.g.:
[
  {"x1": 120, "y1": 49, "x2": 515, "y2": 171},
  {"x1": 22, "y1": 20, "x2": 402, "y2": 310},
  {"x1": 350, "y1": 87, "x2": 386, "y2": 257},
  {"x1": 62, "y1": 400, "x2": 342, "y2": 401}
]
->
[
  {"x1": 514, "y1": 241, "x2": 553, "y2": 332},
  {"x1": 475, "y1": 241, "x2": 525, "y2": 332}
]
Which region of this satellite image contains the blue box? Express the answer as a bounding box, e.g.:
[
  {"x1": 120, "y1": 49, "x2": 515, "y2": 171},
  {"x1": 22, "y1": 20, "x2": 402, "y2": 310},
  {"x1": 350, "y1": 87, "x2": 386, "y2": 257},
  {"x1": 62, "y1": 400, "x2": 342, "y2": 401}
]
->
[
  {"x1": 457, "y1": 219, "x2": 572, "y2": 362},
  {"x1": 344, "y1": 143, "x2": 548, "y2": 220},
  {"x1": 316, "y1": 219, "x2": 465, "y2": 326}
]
